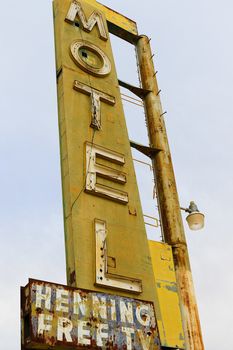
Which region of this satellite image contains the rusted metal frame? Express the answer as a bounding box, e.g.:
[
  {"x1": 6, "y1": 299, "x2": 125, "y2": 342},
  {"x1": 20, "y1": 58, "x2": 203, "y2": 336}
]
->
[
  {"x1": 69, "y1": 0, "x2": 139, "y2": 41},
  {"x1": 21, "y1": 279, "x2": 158, "y2": 349},
  {"x1": 130, "y1": 140, "x2": 161, "y2": 158},
  {"x1": 143, "y1": 214, "x2": 160, "y2": 228},
  {"x1": 132, "y1": 158, "x2": 152, "y2": 171},
  {"x1": 104, "y1": 15, "x2": 204, "y2": 349},
  {"x1": 118, "y1": 79, "x2": 151, "y2": 99},
  {"x1": 21, "y1": 285, "x2": 33, "y2": 350},
  {"x1": 82, "y1": 0, "x2": 140, "y2": 43},
  {"x1": 135, "y1": 35, "x2": 204, "y2": 350},
  {"x1": 107, "y1": 21, "x2": 140, "y2": 44}
]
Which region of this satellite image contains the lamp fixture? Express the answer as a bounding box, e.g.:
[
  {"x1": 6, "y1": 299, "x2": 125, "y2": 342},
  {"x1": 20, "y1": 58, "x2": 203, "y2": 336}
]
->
[{"x1": 181, "y1": 201, "x2": 205, "y2": 231}]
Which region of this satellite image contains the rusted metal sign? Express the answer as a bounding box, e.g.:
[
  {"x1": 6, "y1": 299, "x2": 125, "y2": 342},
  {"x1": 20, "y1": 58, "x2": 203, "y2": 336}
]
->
[{"x1": 21, "y1": 279, "x2": 159, "y2": 349}]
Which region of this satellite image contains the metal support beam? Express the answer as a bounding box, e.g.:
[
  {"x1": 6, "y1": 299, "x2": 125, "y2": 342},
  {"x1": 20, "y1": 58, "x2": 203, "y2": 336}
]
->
[
  {"x1": 136, "y1": 35, "x2": 204, "y2": 350},
  {"x1": 130, "y1": 140, "x2": 161, "y2": 158},
  {"x1": 119, "y1": 79, "x2": 151, "y2": 98},
  {"x1": 83, "y1": 0, "x2": 139, "y2": 43}
]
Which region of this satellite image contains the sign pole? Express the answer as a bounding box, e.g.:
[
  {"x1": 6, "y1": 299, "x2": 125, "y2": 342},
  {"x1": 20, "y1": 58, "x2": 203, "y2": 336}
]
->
[{"x1": 136, "y1": 35, "x2": 205, "y2": 350}]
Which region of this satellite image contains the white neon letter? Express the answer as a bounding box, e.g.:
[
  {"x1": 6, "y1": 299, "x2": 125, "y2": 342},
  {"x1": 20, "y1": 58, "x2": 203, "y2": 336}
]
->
[
  {"x1": 120, "y1": 301, "x2": 133, "y2": 324},
  {"x1": 96, "y1": 323, "x2": 109, "y2": 346},
  {"x1": 56, "y1": 289, "x2": 69, "y2": 313},
  {"x1": 65, "y1": 0, "x2": 108, "y2": 40},
  {"x1": 135, "y1": 305, "x2": 150, "y2": 326},
  {"x1": 78, "y1": 320, "x2": 91, "y2": 345},
  {"x1": 110, "y1": 299, "x2": 117, "y2": 321},
  {"x1": 73, "y1": 292, "x2": 87, "y2": 316},
  {"x1": 35, "y1": 285, "x2": 51, "y2": 310},
  {"x1": 86, "y1": 143, "x2": 128, "y2": 204},
  {"x1": 92, "y1": 295, "x2": 107, "y2": 319},
  {"x1": 122, "y1": 327, "x2": 134, "y2": 350},
  {"x1": 73, "y1": 80, "x2": 115, "y2": 130},
  {"x1": 95, "y1": 219, "x2": 142, "y2": 293},
  {"x1": 137, "y1": 330, "x2": 153, "y2": 350},
  {"x1": 57, "y1": 317, "x2": 73, "y2": 342},
  {"x1": 38, "y1": 314, "x2": 53, "y2": 335}
]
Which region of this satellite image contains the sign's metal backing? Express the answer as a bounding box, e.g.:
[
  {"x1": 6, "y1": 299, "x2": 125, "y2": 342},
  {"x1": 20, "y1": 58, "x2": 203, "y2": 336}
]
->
[
  {"x1": 149, "y1": 241, "x2": 185, "y2": 349},
  {"x1": 21, "y1": 279, "x2": 159, "y2": 349},
  {"x1": 53, "y1": 0, "x2": 159, "y2": 307},
  {"x1": 19, "y1": 1, "x2": 186, "y2": 349}
]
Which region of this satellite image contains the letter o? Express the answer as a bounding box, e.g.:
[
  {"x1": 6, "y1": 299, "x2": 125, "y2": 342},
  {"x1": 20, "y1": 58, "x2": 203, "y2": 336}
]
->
[{"x1": 70, "y1": 40, "x2": 111, "y2": 77}]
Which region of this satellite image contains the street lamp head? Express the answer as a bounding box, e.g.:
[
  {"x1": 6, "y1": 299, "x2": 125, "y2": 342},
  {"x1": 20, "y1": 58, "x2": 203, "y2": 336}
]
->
[{"x1": 186, "y1": 201, "x2": 205, "y2": 231}]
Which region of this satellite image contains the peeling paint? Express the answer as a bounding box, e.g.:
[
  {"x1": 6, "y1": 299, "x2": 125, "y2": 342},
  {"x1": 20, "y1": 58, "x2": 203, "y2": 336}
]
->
[
  {"x1": 164, "y1": 284, "x2": 177, "y2": 293},
  {"x1": 21, "y1": 279, "x2": 159, "y2": 349}
]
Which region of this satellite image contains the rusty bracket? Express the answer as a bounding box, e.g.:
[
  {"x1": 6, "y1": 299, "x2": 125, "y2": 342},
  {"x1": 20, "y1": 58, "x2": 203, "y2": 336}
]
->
[
  {"x1": 118, "y1": 79, "x2": 151, "y2": 99},
  {"x1": 130, "y1": 140, "x2": 161, "y2": 158},
  {"x1": 107, "y1": 22, "x2": 140, "y2": 44},
  {"x1": 79, "y1": 0, "x2": 139, "y2": 43}
]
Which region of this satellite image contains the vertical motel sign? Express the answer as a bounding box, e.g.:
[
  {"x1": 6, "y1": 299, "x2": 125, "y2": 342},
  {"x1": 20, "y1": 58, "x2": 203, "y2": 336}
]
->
[{"x1": 21, "y1": 0, "x2": 185, "y2": 349}]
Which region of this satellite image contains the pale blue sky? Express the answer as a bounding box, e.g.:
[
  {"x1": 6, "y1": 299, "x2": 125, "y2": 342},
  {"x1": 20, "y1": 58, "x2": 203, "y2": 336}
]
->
[{"x1": 0, "y1": 0, "x2": 232, "y2": 349}]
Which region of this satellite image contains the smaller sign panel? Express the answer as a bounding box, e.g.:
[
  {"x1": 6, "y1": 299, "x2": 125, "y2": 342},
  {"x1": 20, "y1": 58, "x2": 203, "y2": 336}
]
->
[{"x1": 21, "y1": 279, "x2": 159, "y2": 349}]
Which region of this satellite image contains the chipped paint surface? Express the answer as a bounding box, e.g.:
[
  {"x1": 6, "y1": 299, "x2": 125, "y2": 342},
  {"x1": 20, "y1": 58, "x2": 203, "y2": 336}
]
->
[
  {"x1": 149, "y1": 241, "x2": 185, "y2": 349},
  {"x1": 53, "y1": 0, "x2": 159, "y2": 311},
  {"x1": 21, "y1": 279, "x2": 160, "y2": 349}
]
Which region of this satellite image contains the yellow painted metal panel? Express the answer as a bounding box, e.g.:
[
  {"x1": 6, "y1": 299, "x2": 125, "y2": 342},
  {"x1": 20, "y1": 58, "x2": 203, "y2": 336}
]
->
[
  {"x1": 149, "y1": 240, "x2": 185, "y2": 349},
  {"x1": 53, "y1": 0, "x2": 159, "y2": 317}
]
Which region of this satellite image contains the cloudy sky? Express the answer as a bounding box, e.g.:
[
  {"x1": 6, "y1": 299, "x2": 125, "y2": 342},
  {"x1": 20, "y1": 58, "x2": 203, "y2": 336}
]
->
[{"x1": 0, "y1": 0, "x2": 232, "y2": 349}]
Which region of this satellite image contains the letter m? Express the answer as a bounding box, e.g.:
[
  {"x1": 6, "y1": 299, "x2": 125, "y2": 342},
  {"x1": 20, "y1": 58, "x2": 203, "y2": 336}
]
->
[{"x1": 65, "y1": 1, "x2": 108, "y2": 41}]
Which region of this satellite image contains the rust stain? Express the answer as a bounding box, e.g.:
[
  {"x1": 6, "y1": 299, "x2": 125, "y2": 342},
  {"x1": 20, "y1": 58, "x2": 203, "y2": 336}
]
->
[
  {"x1": 21, "y1": 279, "x2": 159, "y2": 349},
  {"x1": 136, "y1": 35, "x2": 204, "y2": 350}
]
